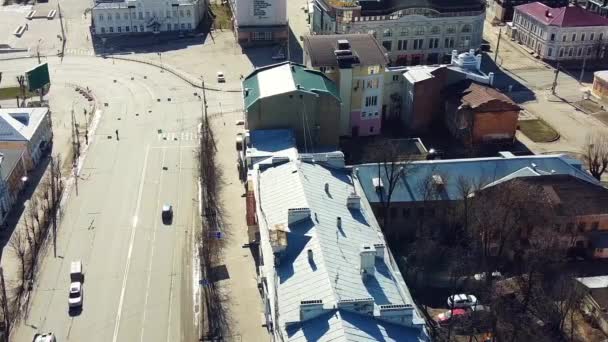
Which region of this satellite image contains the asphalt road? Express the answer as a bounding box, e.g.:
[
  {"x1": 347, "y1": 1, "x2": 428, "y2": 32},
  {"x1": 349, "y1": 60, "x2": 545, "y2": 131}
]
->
[{"x1": 4, "y1": 56, "x2": 201, "y2": 342}]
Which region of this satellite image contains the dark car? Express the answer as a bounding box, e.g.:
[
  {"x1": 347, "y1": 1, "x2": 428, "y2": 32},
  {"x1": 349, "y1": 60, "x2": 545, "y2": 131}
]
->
[{"x1": 162, "y1": 204, "x2": 173, "y2": 224}]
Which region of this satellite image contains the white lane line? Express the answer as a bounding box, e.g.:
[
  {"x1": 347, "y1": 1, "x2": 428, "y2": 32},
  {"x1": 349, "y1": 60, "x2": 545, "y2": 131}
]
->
[
  {"x1": 140, "y1": 148, "x2": 167, "y2": 342},
  {"x1": 112, "y1": 144, "x2": 150, "y2": 342},
  {"x1": 166, "y1": 145, "x2": 182, "y2": 342}
]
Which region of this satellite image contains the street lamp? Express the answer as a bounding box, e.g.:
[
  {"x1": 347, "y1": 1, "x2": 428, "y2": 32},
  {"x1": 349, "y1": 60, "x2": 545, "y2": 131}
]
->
[{"x1": 158, "y1": 52, "x2": 163, "y2": 72}]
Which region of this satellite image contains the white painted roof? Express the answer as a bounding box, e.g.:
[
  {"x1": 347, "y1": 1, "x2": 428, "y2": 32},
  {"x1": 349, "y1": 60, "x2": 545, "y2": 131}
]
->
[
  {"x1": 0, "y1": 107, "x2": 49, "y2": 142},
  {"x1": 577, "y1": 275, "x2": 608, "y2": 289},
  {"x1": 257, "y1": 63, "x2": 297, "y2": 98},
  {"x1": 255, "y1": 159, "x2": 426, "y2": 341}
]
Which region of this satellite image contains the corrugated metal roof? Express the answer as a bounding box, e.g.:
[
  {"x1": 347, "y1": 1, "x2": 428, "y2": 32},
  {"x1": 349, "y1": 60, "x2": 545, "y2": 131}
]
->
[
  {"x1": 256, "y1": 160, "x2": 425, "y2": 341},
  {"x1": 242, "y1": 62, "x2": 341, "y2": 110},
  {"x1": 515, "y1": 2, "x2": 608, "y2": 27},
  {"x1": 353, "y1": 154, "x2": 599, "y2": 204}
]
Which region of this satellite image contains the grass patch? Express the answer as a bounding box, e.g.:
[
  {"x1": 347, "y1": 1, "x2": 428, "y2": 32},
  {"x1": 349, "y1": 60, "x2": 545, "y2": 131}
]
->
[
  {"x1": 0, "y1": 87, "x2": 36, "y2": 101},
  {"x1": 518, "y1": 119, "x2": 560, "y2": 143},
  {"x1": 210, "y1": 3, "x2": 232, "y2": 31}
]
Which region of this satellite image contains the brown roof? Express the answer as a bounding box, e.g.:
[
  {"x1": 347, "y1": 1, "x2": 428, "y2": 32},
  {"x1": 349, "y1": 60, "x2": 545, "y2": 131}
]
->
[
  {"x1": 303, "y1": 34, "x2": 389, "y2": 68},
  {"x1": 444, "y1": 80, "x2": 520, "y2": 111}
]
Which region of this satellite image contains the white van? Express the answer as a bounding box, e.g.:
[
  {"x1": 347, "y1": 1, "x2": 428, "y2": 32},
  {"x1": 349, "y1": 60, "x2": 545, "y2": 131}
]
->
[{"x1": 70, "y1": 260, "x2": 83, "y2": 282}]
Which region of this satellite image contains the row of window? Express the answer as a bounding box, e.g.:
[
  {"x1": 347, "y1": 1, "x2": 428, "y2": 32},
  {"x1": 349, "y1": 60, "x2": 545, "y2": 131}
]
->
[
  {"x1": 98, "y1": 9, "x2": 190, "y2": 21},
  {"x1": 550, "y1": 32, "x2": 604, "y2": 43},
  {"x1": 383, "y1": 36, "x2": 470, "y2": 52},
  {"x1": 515, "y1": 12, "x2": 606, "y2": 43},
  {"x1": 99, "y1": 23, "x2": 191, "y2": 33},
  {"x1": 364, "y1": 95, "x2": 378, "y2": 107},
  {"x1": 379, "y1": 24, "x2": 472, "y2": 38},
  {"x1": 361, "y1": 111, "x2": 379, "y2": 118}
]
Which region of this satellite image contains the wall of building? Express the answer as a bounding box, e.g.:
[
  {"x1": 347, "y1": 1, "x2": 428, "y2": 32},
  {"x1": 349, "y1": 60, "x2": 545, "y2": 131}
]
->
[
  {"x1": 234, "y1": 0, "x2": 286, "y2": 27},
  {"x1": 92, "y1": 0, "x2": 206, "y2": 35},
  {"x1": 472, "y1": 109, "x2": 518, "y2": 144},
  {"x1": 593, "y1": 75, "x2": 608, "y2": 99},
  {"x1": 246, "y1": 91, "x2": 341, "y2": 147},
  {"x1": 5, "y1": 156, "x2": 26, "y2": 204},
  {"x1": 513, "y1": 9, "x2": 608, "y2": 61}
]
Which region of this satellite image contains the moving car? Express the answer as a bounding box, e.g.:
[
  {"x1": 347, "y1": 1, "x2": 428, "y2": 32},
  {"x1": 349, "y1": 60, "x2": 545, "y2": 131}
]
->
[
  {"x1": 447, "y1": 294, "x2": 478, "y2": 308},
  {"x1": 70, "y1": 260, "x2": 83, "y2": 282},
  {"x1": 33, "y1": 333, "x2": 56, "y2": 342},
  {"x1": 436, "y1": 309, "x2": 467, "y2": 325},
  {"x1": 162, "y1": 204, "x2": 173, "y2": 224},
  {"x1": 217, "y1": 71, "x2": 225, "y2": 83},
  {"x1": 68, "y1": 282, "x2": 83, "y2": 308}
]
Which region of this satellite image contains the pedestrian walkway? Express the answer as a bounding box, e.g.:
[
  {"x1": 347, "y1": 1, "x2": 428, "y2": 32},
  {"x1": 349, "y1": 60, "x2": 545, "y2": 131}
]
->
[{"x1": 158, "y1": 131, "x2": 200, "y2": 142}]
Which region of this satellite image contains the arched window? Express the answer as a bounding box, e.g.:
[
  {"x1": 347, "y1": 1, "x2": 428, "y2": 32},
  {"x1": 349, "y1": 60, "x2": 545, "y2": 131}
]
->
[
  {"x1": 383, "y1": 28, "x2": 392, "y2": 37},
  {"x1": 461, "y1": 24, "x2": 472, "y2": 33},
  {"x1": 431, "y1": 26, "x2": 440, "y2": 34}
]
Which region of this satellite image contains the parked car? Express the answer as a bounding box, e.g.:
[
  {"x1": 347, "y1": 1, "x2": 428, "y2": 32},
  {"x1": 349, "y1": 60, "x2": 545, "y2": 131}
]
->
[
  {"x1": 68, "y1": 282, "x2": 83, "y2": 308},
  {"x1": 436, "y1": 308, "x2": 467, "y2": 325},
  {"x1": 217, "y1": 71, "x2": 225, "y2": 83},
  {"x1": 162, "y1": 204, "x2": 173, "y2": 224},
  {"x1": 447, "y1": 294, "x2": 478, "y2": 308},
  {"x1": 33, "y1": 333, "x2": 56, "y2": 342},
  {"x1": 473, "y1": 271, "x2": 502, "y2": 281}
]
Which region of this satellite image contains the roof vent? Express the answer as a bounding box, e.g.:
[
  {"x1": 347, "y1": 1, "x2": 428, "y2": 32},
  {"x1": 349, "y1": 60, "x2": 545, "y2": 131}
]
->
[
  {"x1": 373, "y1": 243, "x2": 385, "y2": 258},
  {"x1": 337, "y1": 297, "x2": 374, "y2": 315},
  {"x1": 337, "y1": 216, "x2": 342, "y2": 229},
  {"x1": 337, "y1": 39, "x2": 351, "y2": 50},
  {"x1": 325, "y1": 182, "x2": 329, "y2": 194},
  {"x1": 545, "y1": 9, "x2": 552, "y2": 18},
  {"x1": 296, "y1": 84, "x2": 301, "y2": 89},
  {"x1": 288, "y1": 208, "x2": 311, "y2": 225},
  {"x1": 300, "y1": 300, "x2": 325, "y2": 322},
  {"x1": 346, "y1": 192, "x2": 361, "y2": 210},
  {"x1": 372, "y1": 177, "x2": 384, "y2": 192},
  {"x1": 377, "y1": 304, "x2": 414, "y2": 327}
]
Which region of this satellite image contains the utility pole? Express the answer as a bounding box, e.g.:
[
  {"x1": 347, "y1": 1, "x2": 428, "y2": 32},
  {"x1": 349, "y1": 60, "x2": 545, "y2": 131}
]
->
[
  {"x1": 50, "y1": 158, "x2": 57, "y2": 258},
  {"x1": 58, "y1": 4, "x2": 66, "y2": 58},
  {"x1": 0, "y1": 267, "x2": 9, "y2": 342},
  {"x1": 287, "y1": 21, "x2": 291, "y2": 62},
  {"x1": 551, "y1": 63, "x2": 560, "y2": 95},
  {"x1": 494, "y1": 27, "x2": 502, "y2": 63},
  {"x1": 579, "y1": 55, "x2": 587, "y2": 84}
]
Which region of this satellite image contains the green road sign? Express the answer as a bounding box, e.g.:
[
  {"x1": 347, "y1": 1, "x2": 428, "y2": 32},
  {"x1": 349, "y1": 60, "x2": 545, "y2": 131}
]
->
[{"x1": 26, "y1": 62, "x2": 50, "y2": 92}]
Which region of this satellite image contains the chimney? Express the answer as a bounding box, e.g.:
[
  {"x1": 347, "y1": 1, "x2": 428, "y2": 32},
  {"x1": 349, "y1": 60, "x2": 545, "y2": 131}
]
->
[
  {"x1": 488, "y1": 72, "x2": 495, "y2": 85},
  {"x1": 288, "y1": 208, "x2": 311, "y2": 225},
  {"x1": 545, "y1": 9, "x2": 551, "y2": 17},
  {"x1": 372, "y1": 177, "x2": 384, "y2": 192},
  {"x1": 337, "y1": 297, "x2": 374, "y2": 315},
  {"x1": 346, "y1": 192, "x2": 361, "y2": 210},
  {"x1": 377, "y1": 304, "x2": 414, "y2": 326},
  {"x1": 373, "y1": 243, "x2": 385, "y2": 259},
  {"x1": 432, "y1": 174, "x2": 444, "y2": 190},
  {"x1": 300, "y1": 300, "x2": 325, "y2": 321},
  {"x1": 337, "y1": 39, "x2": 351, "y2": 50},
  {"x1": 360, "y1": 244, "x2": 376, "y2": 280}
]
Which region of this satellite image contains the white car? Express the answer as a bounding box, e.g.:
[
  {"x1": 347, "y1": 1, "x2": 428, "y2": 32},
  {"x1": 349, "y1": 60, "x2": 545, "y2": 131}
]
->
[
  {"x1": 33, "y1": 333, "x2": 56, "y2": 342},
  {"x1": 68, "y1": 282, "x2": 83, "y2": 308},
  {"x1": 447, "y1": 294, "x2": 477, "y2": 308},
  {"x1": 217, "y1": 71, "x2": 225, "y2": 83}
]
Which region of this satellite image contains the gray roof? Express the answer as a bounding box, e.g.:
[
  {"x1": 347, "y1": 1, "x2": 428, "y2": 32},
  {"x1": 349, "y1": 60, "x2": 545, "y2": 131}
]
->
[
  {"x1": 354, "y1": 153, "x2": 598, "y2": 204},
  {"x1": 0, "y1": 108, "x2": 49, "y2": 142},
  {"x1": 256, "y1": 159, "x2": 426, "y2": 341},
  {"x1": 246, "y1": 129, "x2": 298, "y2": 167},
  {"x1": 0, "y1": 149, "x2": 24, "y2": 181},
  {"x1": 577, "y1": 275, "x2": 608, "y2": 289},
  {"x1": 303, "y1": 34, "x2": 389, "y2": 68}
]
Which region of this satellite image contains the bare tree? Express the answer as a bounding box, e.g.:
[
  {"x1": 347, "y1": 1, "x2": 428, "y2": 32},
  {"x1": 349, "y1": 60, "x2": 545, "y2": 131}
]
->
[
  {"x1": 9, "y1": 229, "x2": 30, "y2": 291},
  {"x1": 584, "y1": 131, "x2": 608, "y2": 181}
]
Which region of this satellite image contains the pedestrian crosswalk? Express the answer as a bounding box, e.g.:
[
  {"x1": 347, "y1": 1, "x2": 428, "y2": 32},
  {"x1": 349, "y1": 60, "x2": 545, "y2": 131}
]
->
[
  {"x1": 157, "y1": 131, "x2": 200, "y2": 142},
  {"x1": 64, "y1": 48, "x2": 95, "y2": 56}
]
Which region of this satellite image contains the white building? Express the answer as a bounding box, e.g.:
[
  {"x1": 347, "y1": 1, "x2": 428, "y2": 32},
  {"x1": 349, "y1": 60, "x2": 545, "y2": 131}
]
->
[
  {"x1": 229, "y1": 0, "x2": 287, "y2": 45},
  {"x1": 311, "y1": 0, "x2": 486, "y2": 65},
  {"x1": 513, "y1": 2, "x2": 608, "y2": 61},
  {"x1": 91, "y1": 0, "x2": 207, "y2": 35},
  {"x1": 252, "y1": 151, "x2": 428, "y2": 341}
]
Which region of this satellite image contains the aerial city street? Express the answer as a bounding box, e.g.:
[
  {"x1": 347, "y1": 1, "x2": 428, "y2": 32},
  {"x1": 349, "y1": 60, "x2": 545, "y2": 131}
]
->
[{"x1": 1, "y1": 0, "x2": 608, "y2": 341}]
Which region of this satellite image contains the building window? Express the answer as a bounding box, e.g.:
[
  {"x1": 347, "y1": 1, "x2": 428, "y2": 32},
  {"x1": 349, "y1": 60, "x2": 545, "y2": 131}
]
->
[
  {"x1": 550, "y1": 33, "x2": 555, "y2": 41},
  {"x1": 108, "y1": 13, "x2": 112, "y2": 21},
  {"x1": 562, "y1": 35, "x2": 566, "y2": 42},
  {"x1": 99, "y1": 14, "x2": 104, "y2": 21},
  {"x1": 400, "y1": 28, "x2": 409, "y2": 36},
  {"x1": 459, "y1": 36, "x2": 470, "y2": 49},
  {"x1": 559, "y1": 48, "x2": 564, "y2": 57},
  {"x1": 382, "y1": 41, "x2": 392, "y2": 51},
  {"x1": 134, "y1": 25, "x2": 138, "y2": 32},
  {"x1": 181, "y1": 23, "x2": 185, "y2": 29},
  {"x1": 588, "y1": 46, "x2": 593, "y2": 55},
  {"x1": 601, "y1": 33, "x2": 604, "y2": 40},
  {"x1": 369, "y1": 126, "x2": 374, "y2": 133},
  {"x1": 413, "y1": 39, "x2": 424, "y2": 49},
  {"x1": 173, "y1": 10, "x2": 177, "y2": 17},
  {"x1": 252, "y1": 31, "x2": 272, "y2": 40},
  {"x1": 392, "y1": 75, "x2": 399, "y2": 81},
  {"x1": 167, "y1": 23, "x2": 171, "y2": 31},
  {"x1": 397, "y1": 40, "x2": 407, "y2": 50},
  {"x1": 582, "y1": 33, "x2": 586, "y2": 41},
  {"x1": 174, "y1": 23, "x2": 178, "y2": 30},
  {"x1": 429, "y1": 38, "x2": 439, "y2": 49},
  {"x1": 180, "y1": 10, "x2": 184, "y2": 17},
  {"x1": 548, "y1": 47, "x2": 552, "y2": 56},
  {"x1": 444, "y1": 37, "x2": 455, "y2": 48},
  {"x1": 591, "y1": 222, "x2": 600, "y2": 230},
  {"x1": 415, "y1": 27, "x2": 424, "y2": 35},
  {"x1": 123, "y1": 13, "x2": 128, "y2": 20},
  {"x1": 572, "y1": 33, "x2": 576, "y2": 42},
  {"x1": 365, "y1": 95, "x2": 378, "y2": 107},
  {"x1": 101, "y1": 27, "x2": 106, "y2": 33},
  {"x1": 569, "y1": 48, "x2": 573, "y2": 56},
  {"x1": 431, "y1": 26, "x2": 440, "y2": 34},
  {"x1": 461, "y1": 24, "x2": 471, "y2": 33},
  {"x1": 140, "y1": 24, "x2": 144, "y2": 32},
  {"x1": 117, "y1": 26, "x2": 122, "y2": 32},
  {"x1": 578, "y1": 47, "x2": 583, "y2": 56},
  {"x1": 187, "y1": 23, "x2": 192, "y2": 29},
  {"x1": 138, "y1": 11, "x2": 143, "y2": 19},
  {"x1": 578, "y1": 222, "x2": 587, "y2": 232},
  {"x1": 186, "y1": 9, "x2": 191, "y2": 17},
  {"x1": 591, "y1": 33, "x2": 595, "y2": 40},
  {"x1": 109, "y1": 26, "x2": 114, "y2": 32},
  {"x1": 383, "y1": 28, "x2": 392, "y2": 37},
  {"x1": 125, "y1": 25, "x2": 129, "y2": 32}
]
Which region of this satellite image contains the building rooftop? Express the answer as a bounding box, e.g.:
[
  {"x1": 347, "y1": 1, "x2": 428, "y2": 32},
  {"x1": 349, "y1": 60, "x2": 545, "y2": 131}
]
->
[
  {"x1": 0, "y1": 149, "x2": 24, "y2": 181},
  {"x1": 303, "y1": 34, "x2": 389, "y2": 68},
  {"x1": 358, "y1": 0, "x2": 485, "y2": 15},
  {"x1": 242, "y1": 62, "x2": 341, "y2": 111},
  {"x1": 444, "y1": 80, "x2": 520, "y2": 111},
  {"x1": 353, "y1": 153, "x2": 598, "y2": 204},
  {"x1": 255, "y1": 157, "x2": 426, "y2": 341},
  {"x1": 246, "y1": 129, "x2": 298, "y2": 168},
  {"x1": 594, "y1": 70, "x2": 608, "y2": 81},
  {"x1": 577, "y1": 275, "x2": 608, "y2": 289},
  {"x1": 0, "y1": 107, "x2": 49, "y2": 142},
  {"x1": 515, "y1": 2, "x2": 608, "y2": 27}
]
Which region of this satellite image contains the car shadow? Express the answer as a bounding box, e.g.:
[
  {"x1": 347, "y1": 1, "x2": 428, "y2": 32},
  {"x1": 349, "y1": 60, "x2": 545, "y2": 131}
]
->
[{"x1": 68, "y1": 305, "x2": 82, "y2": 317}]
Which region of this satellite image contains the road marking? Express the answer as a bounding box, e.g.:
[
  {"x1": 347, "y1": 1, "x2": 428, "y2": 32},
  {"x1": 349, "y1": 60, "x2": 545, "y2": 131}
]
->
[
  {"x1": 112, "y1": 144, "x2": 150, "y2": 342},
  {"x1": 166, "y1": 145, "x2": 182, "y2": 342},
  {"x1": 140, "y1": 148, "x2": 167, "y2": 342}
]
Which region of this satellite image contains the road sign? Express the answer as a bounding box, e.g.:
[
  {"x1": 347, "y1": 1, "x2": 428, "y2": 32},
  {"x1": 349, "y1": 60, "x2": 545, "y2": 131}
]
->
[{"x1": 26, "y1": 62, "x2": 50, "y2": 92}]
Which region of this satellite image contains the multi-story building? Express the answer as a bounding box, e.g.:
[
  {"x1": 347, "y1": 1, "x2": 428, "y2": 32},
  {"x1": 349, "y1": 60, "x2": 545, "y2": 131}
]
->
[
  {"x1": 303, "y1": 34, "x2": 389, "y2": 136},
  {"x1": 586, "y1": 0, "x2": 608, "y2": 18},
  {"x1": 91, "y1": 0, "x2": 207, "y2": 35},
  {"x1": 0, "y1": 108, "x2": 53, "y2": 171},
  {"x1": 229, "y1": 0, "x2": 287, "y2": 45},
  {"x1": 311, "y1": 0, "x2": 486, "y2": 65},
  {"x1": 488, "y1": 0, "x2": 568, "y2": 22},
  {"x1": 512, "y1": 2, "x2": 608, "y2": 62}
]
